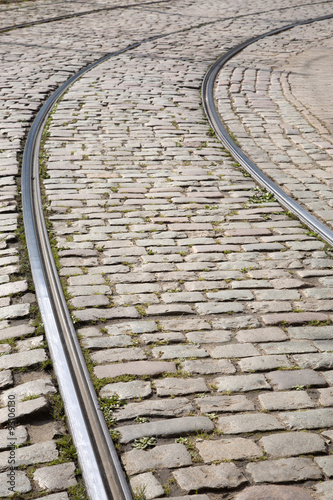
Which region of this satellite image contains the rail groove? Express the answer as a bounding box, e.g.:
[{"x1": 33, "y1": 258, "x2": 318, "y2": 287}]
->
[{"x1": 202, "y1": 12, "x2": 333, "y2": 246}]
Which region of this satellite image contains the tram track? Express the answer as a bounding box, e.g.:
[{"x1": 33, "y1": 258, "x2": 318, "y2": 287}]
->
[
  {"x1": 202, "y1": 13, "x2": 333, "y2": 246},
  {"x1": 10, "y1": 3, "x2": 333, "y2": 499}
]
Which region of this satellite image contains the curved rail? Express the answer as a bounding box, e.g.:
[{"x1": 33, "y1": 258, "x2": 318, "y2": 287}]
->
[
  {"x1": 21, "y1": 48, "x2": 138, "y2": 500},
  {"x1": 202, "y1": 13, "x2": 333, "y2": 246}
]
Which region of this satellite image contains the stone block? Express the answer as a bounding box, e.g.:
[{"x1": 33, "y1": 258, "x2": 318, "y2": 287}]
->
[{"x1": 122, "y1": 443, "x2": 191, "y2": 475}]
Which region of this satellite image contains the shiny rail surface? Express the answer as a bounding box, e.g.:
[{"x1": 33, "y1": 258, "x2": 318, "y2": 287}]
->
[{"x1": 202, "y1": 13, "x2": 333, "y2": 246}]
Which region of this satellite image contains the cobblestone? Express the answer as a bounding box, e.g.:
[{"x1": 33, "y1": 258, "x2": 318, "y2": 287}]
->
[
  {"x1": 116, "y1": 417, "x2": 214, "y2": 443},
  {"x1": 266, "y1": 369, "x2": 327, "y2": 390},
  {"x1": 196, "y1": 438, "x2": 262, "y2": 462},
  {"x1": 259, "y1": 431, "x2": 326, "y2": 457},
  {"x1": 122, "y1": 444, "x2": 192, "y2": 475},
  {"x1": 246, "y1": 457, "x2": 322, "y2": 483},
  {"x1": 234, "y1": 485, "x2": 314, "y2": 500},
  {"x1": 33, "y1": 462, "x2": 77, "y2": 490},
  {"x1": 172, "y1": 463, "x2": 246, "y2": 492},
  {"x1": 217, "y1": 413, "x2": 284, "y2": 434}
]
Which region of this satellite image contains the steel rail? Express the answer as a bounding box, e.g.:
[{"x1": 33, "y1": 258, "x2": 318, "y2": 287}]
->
[
  {"x1": 202, "y1": 13, "x2": 333, "y2": 246},
  {"x1": 21, "y1": 48, "x2": 140, "y2": 500}
]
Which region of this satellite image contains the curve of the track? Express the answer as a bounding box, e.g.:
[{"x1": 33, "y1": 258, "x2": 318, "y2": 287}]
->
[
  {"x1": 19, "y1": 4, "x2": 333, "y2": 500},
  {"x1": 202, "y1": 13, "x2": 333, "y2": 246}
]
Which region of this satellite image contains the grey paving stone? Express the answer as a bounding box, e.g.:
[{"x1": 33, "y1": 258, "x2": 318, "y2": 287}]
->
[
  {"x1": 0, "y1": 471, "x2": 31, "y2": 496},
  {"x1": 0, "y1": 280, "x2": 27, "y2": 297},
  {"x1": 0, "y1": 426, "x2": 28, "y2": 451},
  {"x1": 100, "y1": 380, "x2": 152, "y2": 400},
  {"x1": 172, "y1": 463, "x2": 246, "y2": 492},
  {"x1": 0, "y1": 377, "x2": 56, "y2": 407},
  {"x1": 0, "y1": 324, "x2": 35, "y2": 341},
  {"x1": 238, "y1": 355, "x2": 291, "y2": 372},
  {"x1": 82, "y1": 335, "x2": 132, "y2": 349},
  {"x1": 106, "y1": 320, "x2": 157, "y2": 335},
  {"x1": 155, "y1": 378, "x2": 208, "y2": 396},
  {"x1": 0, "y1": 344, "x2": 11, "y2": 354},
  {"x1": 16, "y1": 335, "x2": 44, "y2": 352},
  {"x1": 195, "y1": 395, "x2": 254, "y2": 413},
  {"x1": 266, "y1": 369, "x2": 327, "y2": 390},
  {"x1": 114, "y1": 398, "x2": 194, "y2": 421},
  {"x1": 259, "y1": 390, "x2": 315, "y2": 410},
  {"x1": 262, "y1": 312, "x2": 329, "y2": 325},
  {"x1": 152, "y1": 345, "x2": 208, "y2": 360},
  {"x1": 206, "y1": 290, "x2": 254, "y2": 301},
  {"x1": 146, "y1": 304, "x2": 194, "y2": 315},
  {"x1": 288, "y1": 325, "x2": 333, "y2": 339},
  {"x1": 0, "y1": 369, "x2": 12, "y2": 389},
  {"x1": 70, "y1": 295, "x2": 109, "y2": 308},
  {"x1": 77, "y1": 326, "x2": 101, "y2": 338},
  {"x1": 0, "y1": 440, "x2": 58, "y2": 471},
  {"x1": 161, "y1": 292, "x2": 205, "y2": 303},
  {"x1": 313, "y1": 340, "x2": 333, "y2": 351},
  {"x1": 213, "y1": 373, "x2": 270, "y2": 392},
  {"x1": 213, "y1": 316, "x2": 260, "y2": 330},
  {"x1": 91, "y1": 348, "x2": 146, "y2": 364},
  {"x1": 68, "y1": 274, "x2": 105, "y2": 286},
  {"x1": 196, "y1": 302, "x2": 244, "y2": 314},
  {"x1": 0, "y1": 304, "x2": 30, "y2": 321},
  {"x1": 318, "y1": 388, "x2": 333, "y2": 406},
  {"x1": 231, "y1": 280, "x2": 272, "y2": 289},
  {"x1": 74, "y1": 306, "x2": 140, "y2": 321},
  {"x1": 260, "y1": 341, "x2": 316, "y2": 354},
  {"x1": 208, "y1": 343, "x2": 259, "y2": 358},
  {"x1": 270, "y1": 278, "x2": 306, "y2": 289},
  {"x1": 313, "y1": 481, "x2": 333, "y2": 499},
  {"x1": 159, "y1": 318, "x2": 211, "y2": 331},
  {"x1": 234, "y1": 485, "x2": 315, "y2": 500},
  {"x1": 116, "y1": 416, "x2": 214, "y2": 443},
  {"x1": 0, "y1": 349, "x2": 47, "y2": 370},
  {"x1": 279, "y1": 408, "x2": 333, "y2": 429},
  {"x1": 0, "y1": 397, "x2": 48, "y2": 425},
  {"x1": 315, "y1": 456, "x2": 333, "y2": 477},
  {"x1": 259, "y1": 431, "x2": 326, "y2": 457},
  {"x1": 322, "y1": 371, "x2": 333, "y2": 385},
  {"x1": 248, "y1": 300, "x2": 292, "y2": 314},
  {"x1": 196, "y1": 437, "x2": 262, "y2": 462},
  {"x1": 140, "y1": 332, "x2": 185, "y2": 344},
  {"x1": 94, "y1": 361, "x2": 176, "y2": 379},
  {"x1": 185, "y1": 330, "x2": 232, "y2": 343},
  {"x1": 122, "y1": 443, "x2": 192, "y2": 475},
  {"x1": 254, "y1": 289, "x2": 300, "y2": 301},
  {"x1": 247, "y1": 457, "x2": 321, "y2": 483},
  {"x1": 293, "y1": 353, "x2": 333, "y2": 369},
  {"x1": 130, "y1": 472, "x2": 164, "y2": 500},
  {"x1": 33, "y1": 462, "x2": 77, "y2": 490},
  {"x1": 181, "y1": 358, "x2": 236, "y2": 375},
  {"x1": 217, "y1": 413, "x2": 283, "y2": 434},
  {"x1": 236, "y1": 327, "x2": 288, "y2": 343}
]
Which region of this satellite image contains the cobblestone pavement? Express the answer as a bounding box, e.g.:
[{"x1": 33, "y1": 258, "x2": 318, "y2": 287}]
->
[{"x1": 2, "y1": 0, "x2": 333, "y2": 499}]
